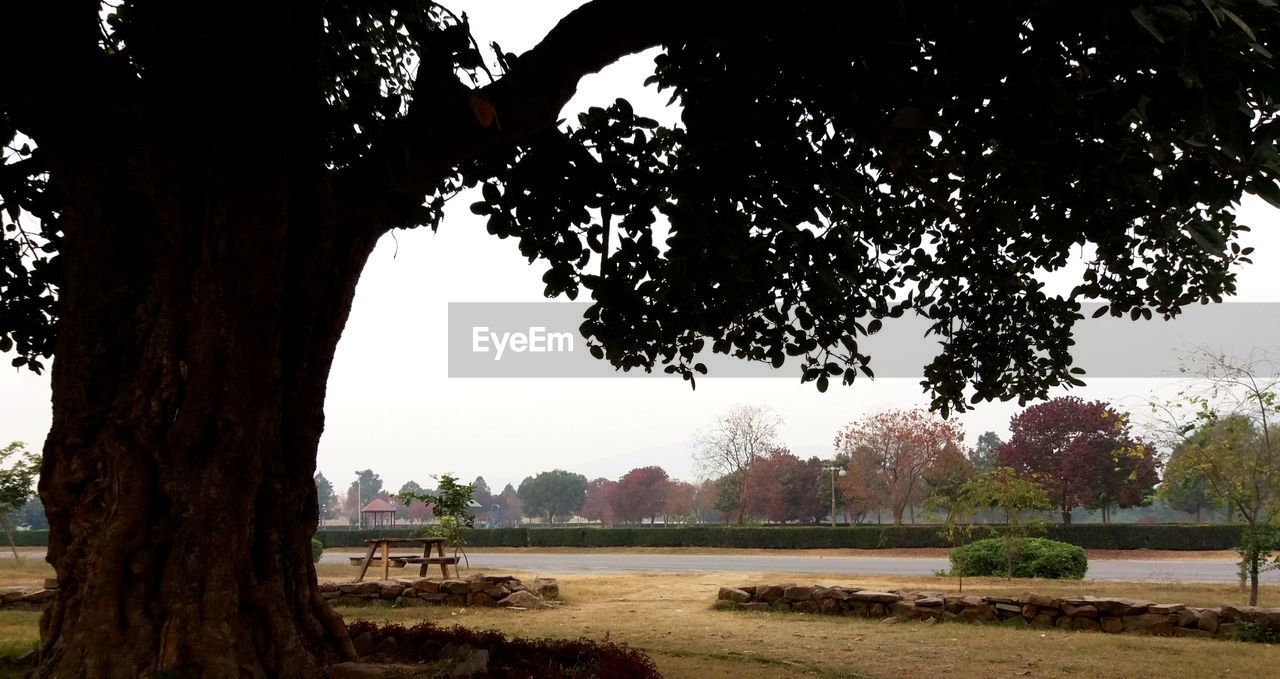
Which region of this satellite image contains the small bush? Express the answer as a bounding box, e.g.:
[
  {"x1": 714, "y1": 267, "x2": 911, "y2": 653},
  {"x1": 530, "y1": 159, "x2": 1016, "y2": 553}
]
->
[
  {"x1": 950, "y1": 538, "x2": 1087, "y2": 579},
  {"x1": 1233, "y1": 621, "x2": 1280, "y2": 644},
  {"x1": 311, "y1": 538, "x2": 324, "y2": 563}
]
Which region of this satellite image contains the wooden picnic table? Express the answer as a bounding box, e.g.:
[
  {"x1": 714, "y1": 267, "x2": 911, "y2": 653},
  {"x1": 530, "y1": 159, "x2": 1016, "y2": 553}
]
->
[{"x1": 354, "y1": 537, "x2": 459, "y2": 582}]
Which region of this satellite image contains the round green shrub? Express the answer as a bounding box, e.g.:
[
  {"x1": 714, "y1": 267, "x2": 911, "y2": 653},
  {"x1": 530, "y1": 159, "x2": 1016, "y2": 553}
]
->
[
  {"x1": 311, "y1": 537, "x2": 324, "y2": 563},
  {"x1": 949, "y1": 537, "x2": 1087, "y2": 579}
]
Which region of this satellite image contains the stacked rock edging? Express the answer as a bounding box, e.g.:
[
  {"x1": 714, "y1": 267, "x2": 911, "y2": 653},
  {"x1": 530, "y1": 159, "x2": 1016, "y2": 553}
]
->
[
  {"x1": 0, "y1": 575, "x2": 558, "y2": 612},
  {"x1": 0, "y1": 579, "x2": 57, "y2": 611},
  {"x1": 320, "y1": 575, "x2": 559, "y2": 609},
  {"x1": 715, "y1": 584, "x2": 1279, "y2": 640}
]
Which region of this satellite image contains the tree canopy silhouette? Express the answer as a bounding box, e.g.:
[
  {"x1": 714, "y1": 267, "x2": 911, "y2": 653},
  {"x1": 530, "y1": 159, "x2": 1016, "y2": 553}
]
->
[{"x1": 3, "y1": 1, "x2": 1280, "y2": 675}]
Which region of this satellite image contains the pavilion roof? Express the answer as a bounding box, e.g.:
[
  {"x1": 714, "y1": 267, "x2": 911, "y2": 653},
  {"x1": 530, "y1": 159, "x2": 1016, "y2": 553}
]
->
[{"x1": 361, "y1": 497, "x2": 397, "y2": 513}]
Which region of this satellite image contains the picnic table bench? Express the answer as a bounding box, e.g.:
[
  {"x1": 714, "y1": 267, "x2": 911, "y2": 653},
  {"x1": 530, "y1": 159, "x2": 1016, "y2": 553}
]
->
[{"x1": 354, "y1": 537, "x2": 459, "y2": 582}]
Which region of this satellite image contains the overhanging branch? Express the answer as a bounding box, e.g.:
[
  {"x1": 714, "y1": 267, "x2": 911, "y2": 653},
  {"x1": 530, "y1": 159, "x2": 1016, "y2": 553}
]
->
[
  {"x1": 337, "y1": 0, "x2": 707, "y2": 232},
  {"x1": 0, "y1": 1, "x2": 120, "y2": 141}
]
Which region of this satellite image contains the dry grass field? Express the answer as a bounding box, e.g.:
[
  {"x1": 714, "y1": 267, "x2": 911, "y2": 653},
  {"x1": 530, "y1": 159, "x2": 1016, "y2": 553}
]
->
[
  {"x1": 325, "y1": 570, "x2": 1277, "y2": 679},
  {"x1": 0, "y1": 553, "x2": 1274, "y2": 677}
]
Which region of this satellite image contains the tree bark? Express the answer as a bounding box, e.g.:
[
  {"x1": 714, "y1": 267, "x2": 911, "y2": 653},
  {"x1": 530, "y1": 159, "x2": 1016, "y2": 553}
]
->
[
  {"x1": 2, "y1": 2, "x2": 700, "y2": 674},
  {"x1": 36, "y1": 135, "x2": 376, "y2": 675}
]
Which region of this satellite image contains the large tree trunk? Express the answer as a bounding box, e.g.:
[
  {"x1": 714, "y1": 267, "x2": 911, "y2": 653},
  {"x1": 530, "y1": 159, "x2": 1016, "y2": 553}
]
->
[{"x1": 36, "y1": 125, "x2": 378, "y2": 675}]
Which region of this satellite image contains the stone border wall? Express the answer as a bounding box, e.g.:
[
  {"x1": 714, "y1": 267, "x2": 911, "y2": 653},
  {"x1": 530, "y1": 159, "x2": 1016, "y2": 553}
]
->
[
  {"x1": 715, "y1": 584, "x2": 1279, "y2": 640},
  {"x1": 0, "y1": 582, "x2": 56, "y2": 611},
  {"x1": 320, "y1": 575, "x2": 558, "y2": 609},
  {"x1": 0, "y1": 575, "x2": 558, "y2": 612}
]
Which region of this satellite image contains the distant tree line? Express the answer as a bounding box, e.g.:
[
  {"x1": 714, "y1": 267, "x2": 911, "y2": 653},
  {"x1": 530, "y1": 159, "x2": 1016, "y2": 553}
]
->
[
  {"x1": 313, "y1": 470, "x2": 524, "y2": 528},
  {"x1": 312, "y1": 351, "x2": 1271, "y2": 537}
]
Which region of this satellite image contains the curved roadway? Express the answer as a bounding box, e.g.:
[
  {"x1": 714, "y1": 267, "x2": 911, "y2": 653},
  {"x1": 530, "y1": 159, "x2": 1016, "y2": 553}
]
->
[{"x1": 320, "y1": 551, "x2": 1278, "y2": 584}]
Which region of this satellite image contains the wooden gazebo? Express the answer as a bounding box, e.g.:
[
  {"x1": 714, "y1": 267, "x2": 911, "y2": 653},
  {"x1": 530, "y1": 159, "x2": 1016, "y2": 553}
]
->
[{"x1": 360, "y1": 497, "x2": 397, "y2": 528}]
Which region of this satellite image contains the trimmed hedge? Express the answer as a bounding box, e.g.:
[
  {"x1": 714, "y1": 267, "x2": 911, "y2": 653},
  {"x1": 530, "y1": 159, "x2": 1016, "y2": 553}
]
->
[
  {"x1": 306, "y1": 523, "x2": 1250, "y2": 552},
  {"x1": 1044, "y1": 523, "x2": 1242, "y2": 550},
  {"x1": 524, "y1": 524, "x2": 1242, "y2": 550},
  {"x1": 951, "y1": 538, "x2": 1088, "y2": 579},
  {"x1": 466, "y1": 527, "x2": 532, "y2": 547},
  {"x1": 3, "y1": 530, "x2": 48, "y2": 547},
  {"x1": 527, "y1": 527, "x2": 588, "y2": 547},
  {"x1": 313, "y1": 529, "x2": 420, "y2": 547},
  {"x1": 313, "y1": 527, "x2": 531, "y2": 548}
]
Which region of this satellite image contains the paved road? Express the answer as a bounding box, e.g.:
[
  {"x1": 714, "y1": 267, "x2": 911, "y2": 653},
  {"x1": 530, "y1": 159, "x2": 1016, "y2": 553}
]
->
[{"x1": 321, "y1": 551, "x2": 1280, "y2": 584}]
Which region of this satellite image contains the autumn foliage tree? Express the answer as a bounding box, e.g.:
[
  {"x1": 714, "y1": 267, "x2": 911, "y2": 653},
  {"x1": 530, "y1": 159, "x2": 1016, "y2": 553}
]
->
[
  {"x1": 612, "y1": 466, "x2": 670, "y2": 523},
  {"x1": 6, "y1": 1, "x2": 1280, "y2": 674},
  {"x1": 998, "y1": 397, "x2": 1158, "y2": 523},
  {"x1": 836, "y1": 455, "x2": 883, "y2": 524},
  {"x1": 663, "y1": 479, "x2": 697, "y2": 523},
  {"x1": 741, "y1": 448, "x2": 824, "y2": 523},
  {"x1": 923, "y1": 442, "x2": 977, "y2": 511},
  {"x1": 836, "y1": 409, "x2": 964, "y2": 525},
  {"x1": 580, "y1": 478, "x2": 619, "y2": 526}
]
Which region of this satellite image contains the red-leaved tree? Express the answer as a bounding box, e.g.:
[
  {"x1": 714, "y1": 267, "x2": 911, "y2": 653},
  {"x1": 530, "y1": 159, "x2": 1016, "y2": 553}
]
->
[
  {"x1": 741, "y1": 448, "x2": 825, "y2": 523},
  {"x1": 998, "y1": 396, "x2": 1159, "y2": 523},
  {"x1": 835, "y1": 410, "x2": 964, "y2": 525},
  {"x1": 663, "y1": 480, "x2": 697, "y2": 523},
  {"x1": 580, "y1": 478, "x2": 619, "y2": 526},
  {"x1": 406, "y1": 498, "x2": 433, "y2": 525},
  {"x1": 614, "y1": 466, "x2": 670, "y2": 524}
]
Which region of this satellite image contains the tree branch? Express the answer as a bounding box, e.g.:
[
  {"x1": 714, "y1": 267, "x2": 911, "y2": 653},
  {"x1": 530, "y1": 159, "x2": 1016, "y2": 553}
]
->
[
  {"x1": 337, "y1": 0, "x2": 706, "y2": 232},
  {"x1": 0, "y1": 1, "x2": 122, "y2": 142}
]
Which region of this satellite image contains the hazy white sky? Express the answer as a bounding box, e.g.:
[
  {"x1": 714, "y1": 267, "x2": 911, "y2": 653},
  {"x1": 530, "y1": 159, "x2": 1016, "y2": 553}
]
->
[{"x1": 1, "y1": 1, "x2": 1277, "y2": 496}]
